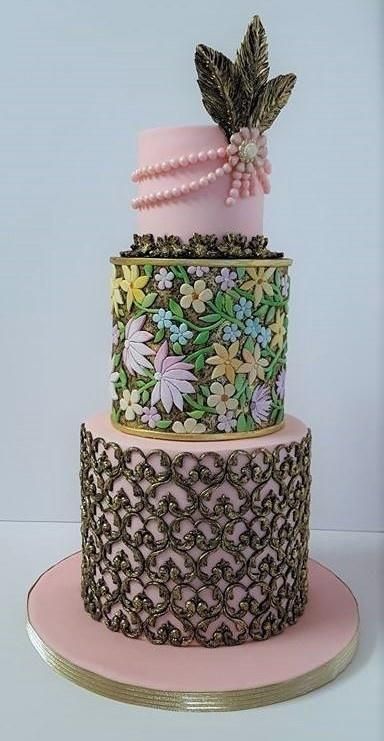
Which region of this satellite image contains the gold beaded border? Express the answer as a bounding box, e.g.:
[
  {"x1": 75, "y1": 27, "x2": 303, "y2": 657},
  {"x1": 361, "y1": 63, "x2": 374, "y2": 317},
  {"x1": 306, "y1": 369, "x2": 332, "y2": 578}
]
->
[
  {"x1": 26, "y1": 619, "x2": 358, "y2": 712},
  {"x1": 110, "y1": 417, "x2": 285, "y2": 441},
  {"x1": 111, "y1": 257, "x2": 293, "y2": 268}
]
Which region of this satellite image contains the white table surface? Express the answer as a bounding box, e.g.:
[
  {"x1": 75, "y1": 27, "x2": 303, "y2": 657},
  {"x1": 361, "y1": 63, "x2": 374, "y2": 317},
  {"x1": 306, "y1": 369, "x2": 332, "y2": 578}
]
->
[{"x1": 1, "y1": 523, "x2": 383, "y2": 740}]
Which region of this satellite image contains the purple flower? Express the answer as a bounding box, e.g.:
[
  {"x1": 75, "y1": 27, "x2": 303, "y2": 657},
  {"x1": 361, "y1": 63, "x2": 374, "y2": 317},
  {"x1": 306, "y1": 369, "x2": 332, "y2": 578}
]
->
[
  {"x1": 112, "y1": 323, "x2": 119, "y2": 345},
  {"x1": 123, "y1": 315, "x2": 154, "y2": 376},
  {"x1": 151, "y1": 341, "x2": 197, "y2": 413},
  {"x1": 215, "y1": 267, "x2": 237, "y2": 291},
  {"x1": 154, "y1": 267, "x2": 174, "y2": 290},
  {"x1": 187, "y1": 265, "x2": 210, "y2": 277},
  {"x1": 276, "y1": 368, "x2": 286, "y2": 399},
  {"x1": 250, "y1": 383, "x2": 272, "y2": 425},
  {"x1": 217, "y1": 410, "x2": 237, "y2": 432},
  {"x1": 141, "y1": 406, "x2": 161, "y2": 429}
]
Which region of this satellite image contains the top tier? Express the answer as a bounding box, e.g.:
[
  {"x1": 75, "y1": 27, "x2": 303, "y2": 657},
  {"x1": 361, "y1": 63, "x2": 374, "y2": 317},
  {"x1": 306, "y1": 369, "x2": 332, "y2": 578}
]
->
[{"x1": 135, "y1": 126, "x2": 264, "y2": 240}]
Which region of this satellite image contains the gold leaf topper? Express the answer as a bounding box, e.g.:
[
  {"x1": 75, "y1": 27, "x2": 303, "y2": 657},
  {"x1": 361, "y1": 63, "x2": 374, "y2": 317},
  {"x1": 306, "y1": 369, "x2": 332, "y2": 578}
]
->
[{"x1": 195, "y1": 16, "x2": 296, "y2": 140}]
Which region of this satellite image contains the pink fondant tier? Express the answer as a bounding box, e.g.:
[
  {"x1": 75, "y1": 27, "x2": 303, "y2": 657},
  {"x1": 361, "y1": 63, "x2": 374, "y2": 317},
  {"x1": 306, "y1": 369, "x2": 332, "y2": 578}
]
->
[
  {"x1": 80, "y1": 414, "x2": 312, "y2": 647},
  {"x1": 136, "y1": 126, "x2": 264, "y2": 239}
]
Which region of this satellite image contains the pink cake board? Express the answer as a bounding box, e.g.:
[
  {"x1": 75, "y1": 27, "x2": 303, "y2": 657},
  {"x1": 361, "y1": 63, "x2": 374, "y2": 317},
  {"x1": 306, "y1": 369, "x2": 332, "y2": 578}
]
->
[{"x1": 26, "y1": 553, "x2": 359, "y2": 712}]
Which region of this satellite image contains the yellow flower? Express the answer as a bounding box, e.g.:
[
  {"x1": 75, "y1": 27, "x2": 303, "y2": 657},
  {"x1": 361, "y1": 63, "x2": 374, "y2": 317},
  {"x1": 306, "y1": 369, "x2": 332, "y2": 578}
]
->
[
  {"x1": 270, "y1": 310, "x2": 286, "y2": 352},
  {"x1": 241, "y1": 267, "x2": 274, "y2": 306},
  {"x1": 238, "y1": 344, "x2": 269, "y2": 384},
  {"x1": 111, "y1": 266, "x2": 123, "y2": 316},
  {"x1": 120, "y1": 265, "x2": 149, "y2": 311},
  {"x1": 206, "y1": 341, "x2": 242, "y2": 384},
  {"x1": 180, "y1": 279, "x2": 213, "y2": 314}
]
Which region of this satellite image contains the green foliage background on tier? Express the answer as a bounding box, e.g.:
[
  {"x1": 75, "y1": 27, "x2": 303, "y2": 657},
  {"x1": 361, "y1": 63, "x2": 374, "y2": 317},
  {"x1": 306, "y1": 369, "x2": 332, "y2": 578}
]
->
[{"x1": 110, "y1": 260, "x2": 290, "y2": 435}]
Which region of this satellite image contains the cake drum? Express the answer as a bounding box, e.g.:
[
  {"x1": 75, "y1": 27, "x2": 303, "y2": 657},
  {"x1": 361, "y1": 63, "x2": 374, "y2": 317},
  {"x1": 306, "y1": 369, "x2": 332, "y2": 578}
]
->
[{"x1": 26, "y1": 553, "x2": 359, "y2": 712}]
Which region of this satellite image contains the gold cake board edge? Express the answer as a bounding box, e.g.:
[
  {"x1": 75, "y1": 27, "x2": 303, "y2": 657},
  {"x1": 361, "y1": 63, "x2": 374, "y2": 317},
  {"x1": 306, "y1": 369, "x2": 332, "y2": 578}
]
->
[
  {"x1": 26, "y1": 617, "x2": 359, "y2": 712},
  {"x1": 110, "y1": 417, "x2": 285, "y2": 441}
]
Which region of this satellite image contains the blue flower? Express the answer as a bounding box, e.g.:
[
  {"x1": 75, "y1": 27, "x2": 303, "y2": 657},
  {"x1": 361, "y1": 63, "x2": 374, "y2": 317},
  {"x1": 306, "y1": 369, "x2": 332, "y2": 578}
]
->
[
  {"x1": 222, "y1": 323, "x2": 241, "y2": 343},
  {"x1": 244, "y1": 317, "x2": 262, "y2": 339},
  {"x1": 234, "y1": 297, "x2": 253, "y2": 320},
  {"x1": 257, "y1": 326, "x2": 272, "y2": 348},
  {"x1": 153, "y1": 308, "x2": 173, "y2": 329},
  {"x1": 169, "y1": 322, "x2": 193, "y2": 346}
]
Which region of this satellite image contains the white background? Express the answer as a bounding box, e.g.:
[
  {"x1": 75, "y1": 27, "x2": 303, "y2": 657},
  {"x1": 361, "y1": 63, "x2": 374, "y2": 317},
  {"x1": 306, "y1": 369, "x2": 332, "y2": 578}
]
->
[{"x1": 1, "y1": 0, "x2": 383, "y2": 529}]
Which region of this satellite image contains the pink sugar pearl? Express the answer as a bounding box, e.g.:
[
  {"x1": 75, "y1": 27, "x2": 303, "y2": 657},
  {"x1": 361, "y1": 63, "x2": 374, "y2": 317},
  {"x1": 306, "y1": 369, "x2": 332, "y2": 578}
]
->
[
  {"x1": 181, "y1": 184, "x2": 190, "y2": 195},
  {"x1": 207, "y1": 149, "x2": 217, "y2": 160},
  {"x1": 155, "y1": 163, "x2": 162, "y2": 174},
  {"x1": 172, "y1": 187, "x2": 181, "y2": 198},
  {"x1": 215, "y1": 167, "x2": 224, "y2": 177},
  {"x1": 190, "y1": 180, "x2": 200, "y2": 191},
  {"x1": 188, "y1": 153, "x2": 197, "y2": 164},
  {"x1": 198, "y1": 151, "x2": 208, "y2": 162},
  {"x1": 199, "y1": 176, "x2": 208, "y2": 187},
  {"x1": 232, "y1": 179, "x2": 242, "y2": 188},
  {"x1": 207, "y1": 172, "x2": 216, "y2": 183},
  {"x1": 223, "y1": 162, "x2": 231, "y2": 174},
  {"x1": 225, "y1": 197, "x2": 235, "y2": 206},
  {"x1": 161, "y1": 162, "x2": 170, "y2": 172},
  {"x1": 170, "y1": 158, "x2": 178, "y2": 169},
  {"x1": 217, "y1": 147, "x2": 226, "y2": 158},
  {"x1": 229, "y1": 188, "x2": 239, "y2": 198},
  {"x1": 179, "y1": 156, "x2": 188, "y2": 167}
]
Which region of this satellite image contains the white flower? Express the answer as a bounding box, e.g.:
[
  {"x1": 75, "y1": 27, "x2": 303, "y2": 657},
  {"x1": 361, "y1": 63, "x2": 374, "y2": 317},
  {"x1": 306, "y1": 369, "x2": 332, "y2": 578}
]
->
[
  {"x1": 207, "y1": 382, "x2": 239, "y2": 415},
  {"x1": 172, "y1": 417, "x2": 206, "y2": 434},
  {"x1": 180, "y1": 279, "x2": 213, "y2": 314},
  {"x1": 154, "y1": 267, "x2": 174, "y2": 290},
  {"x1": 123, "y1": 315, "x2": 154, "y2": 376},
  {"x1": 110, "y1": 364, "x2": 119, "y2": 400},
  {"x1": 119, "y1": 389, "x2": 143, "y2": 421}
]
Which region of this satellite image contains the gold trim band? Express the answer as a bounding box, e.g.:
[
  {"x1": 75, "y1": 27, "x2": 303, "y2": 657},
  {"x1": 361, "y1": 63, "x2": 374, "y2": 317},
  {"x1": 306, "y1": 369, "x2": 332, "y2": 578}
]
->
[
  {"x1": 110, "y1": 256, "x2": 293, "y2": 268},
  {"x1": 26, "y1": 620, "x2": 358, "y2": 712},
  {"x1": 110, "y1": 417, "x2": 285, "y2": 441}
]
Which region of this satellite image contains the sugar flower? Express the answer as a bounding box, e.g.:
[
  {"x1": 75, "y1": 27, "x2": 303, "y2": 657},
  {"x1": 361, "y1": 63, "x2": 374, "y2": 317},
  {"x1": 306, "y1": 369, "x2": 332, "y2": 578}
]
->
[
  {"x1": 276, "y1": 368, "x2": 286, "y2": 399},
  {"x1": 206, "y1": 341, "x2": 242, "y2": 384},
  {"x1": 180, "y1": 279, "x2": 213, "y2": 314},
  {"x1": 123, "y1": 315, "x2": 154, "y2": 376},
  {"x1": 234, "y1": 297, "x2": 253, "y2": 320},
  {"x1": 110, "y1": 362, "x2": 119, "y2": 401},
  {"x1": 280, "y1": 273, "x2": 290, "y2": 298},
  {"x1": 170, "y1": 323, "x2": 193, "y2": 346},
  {"x1": 207, "y1": 381, "x2": 238, "y2": 415},
  {"x1": 153, "y1": 308, "x2": 173, "y2": 329},
  {"x1": 217, "y1": 410, "x2": 237, "y2": 433},
  {"x1": 112, "y1": 323, "x2": 119, "y2": 346},
  {"x1": 151, "y1": 341, "x2": 197, "y2": 413},
  {"x1": 238, "y1": 344, "x2": 269, "y2": 384},
  {"x1": 215, "y1": 267, "x2": 237, "y2": 291},
  {"x1": 250, "y1": 384, "x2": 272, "y2": 425},
  {"x1": 244, "y1": 317, "x2": 262, "y2": 339},
  {"x1": 257, "y1": 325, "x2": 272, "y2": 349},
  {"x1": 222, "y1": 323, "x2": 241, "y2": 343},
  {"x1": 241, "y1": 267, "x2": 274, "y2": 306},
  {"x1": 111, "y1": 266, "x2": 123, "y2": 316},
  {"x1": 270, "y1": 310, "x2": 286, "y2": 352},
  {"x1": 187, "y1": 265, "x2": 210, "y2": 277},
  {"x1": 120, "y1": 264, "x2": 149, "y2": 311},
  {"x1": 154, "y1": 267, "x2": 174, "y2": 290},
  {"x1": 141, "y1": 406, "x2": 161, "y2": 429},
  {"x1": 172, "y1": 417, "x2": 206, "y2": 434},
  {"x1": 119, "y1": 389, "x2": 143, "y2": 421}
]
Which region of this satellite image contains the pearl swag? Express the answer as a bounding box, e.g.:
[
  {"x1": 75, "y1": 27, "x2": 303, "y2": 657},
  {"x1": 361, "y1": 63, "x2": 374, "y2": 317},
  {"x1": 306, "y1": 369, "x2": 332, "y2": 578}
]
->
[{"x1": 131, "y1": 126, "x2": 271, "y2": 210}]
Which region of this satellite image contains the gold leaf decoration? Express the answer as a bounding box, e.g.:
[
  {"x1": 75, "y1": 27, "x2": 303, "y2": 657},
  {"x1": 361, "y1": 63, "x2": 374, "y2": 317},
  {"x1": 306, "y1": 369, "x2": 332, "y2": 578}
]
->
[
  {"x1": 195, "y1": 44, "x2": 238, "y2": 140},
  {"x1": 195, "y1": 16, "x2": 296, "y2": 141},
  {"x1": 251, "y1": 74, "x2": 297, "y2": 132},
  {"x1": 234, "y1": 15, "x2": 269, "y2": 118}
]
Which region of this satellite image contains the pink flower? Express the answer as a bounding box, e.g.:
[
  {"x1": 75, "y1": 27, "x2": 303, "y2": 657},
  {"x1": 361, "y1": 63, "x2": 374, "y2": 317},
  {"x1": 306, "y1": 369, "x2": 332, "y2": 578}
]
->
[
  {"x1": 123, "y1": 315, "x2": 154, "y2": 376},
  {"x1": 151, "y1": 341, "x2": 197, "y2": 413},
  {"x1": 141, "y1": 406, "x2": 161, "y2": 429}
]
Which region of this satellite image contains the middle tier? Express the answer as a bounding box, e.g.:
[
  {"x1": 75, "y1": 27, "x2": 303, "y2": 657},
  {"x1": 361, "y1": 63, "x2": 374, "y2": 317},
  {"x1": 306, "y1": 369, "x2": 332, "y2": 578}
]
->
[{"x1": 110, "y1": 254, "x2": 291, "y2": 439}]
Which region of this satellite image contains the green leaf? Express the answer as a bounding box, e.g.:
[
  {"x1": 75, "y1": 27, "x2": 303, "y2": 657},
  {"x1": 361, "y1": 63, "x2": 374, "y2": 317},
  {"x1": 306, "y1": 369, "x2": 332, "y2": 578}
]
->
[
  {"x1": 200, "y1": 313, "x2": 221, "y2": 323},
  {"x1": 141, "y1": 389, "x2": 150, "y2": 404},
  {"x1": 119, "y1": 368, "x2": 127, "y2": 387},
  {"x1": 236, "y1": 413, "x2": 249, "y2": 433},
  {"x1": 224, "y1": 294, "x2": 234, "y2": 317},
  {"x1": 155, "y1": 419, "x2": 172, "y2": 429},
  {"x1": 265, "y1": 306, "x2": 275, "y2": 325},
  {"x1": 140, "y1": 292, "x2": 157, "y2": 308},
  {"x1": 144, "y1": 264, "x2": 154, "y2": 277},
  {"x1": 117, "y1": 320, "x2": 125, "y2": 339},
  {"x1": 113, "y1": 352, "x2": 121, "y2": 369},
  {"x1": 237, "y1": 267, "x2": 246, "y2": 280},
  {"x1": 256, "y1": 303, "x2": 269, "y2": 320},
  {"x1": 246, "y1": 414, "x2": 254, "y2": 430},
  {"x1": 169, "y1": 299, "x2": 184, "y2": 319},
  {"x1": 189, "y1": 410, "x2": 205, "y2": 419},
  {"x1": 111, "y1": 407, "x2": 118, "y2": 423},
  {"x1": 154, "y1": 327, "x2": 165, "y2": 343},
  {"x1": 235, "y1": 374, "x2": 247, "y2": 394},
  {"x1": 214, "y1": 293, "x2": 224, "y2": 312},
  {"x1": 194, "y1": 330, "x2": 210, "y2": 346},
  {"x1": 243, "y1": 337, "x2": 254, "y2": 352},
  {"x1": 173, "y1": 341, "x2": 183, "y2": 355},
  {"x1": 274, "y1": 269, "x2": 280, "y2": 287},
  {"x1": 200, "y1": 385, "x2": 211, "y2": 397},
  {"x1": 195, "y1": 354, "x2": 205, "y2": 372},
  {"x1": 270, "y1": 407, "x2": 280, "y2": 425}
]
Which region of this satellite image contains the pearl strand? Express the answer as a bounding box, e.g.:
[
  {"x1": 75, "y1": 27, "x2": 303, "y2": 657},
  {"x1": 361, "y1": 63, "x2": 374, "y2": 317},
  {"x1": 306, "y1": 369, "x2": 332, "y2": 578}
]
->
[
  {"x1": 132, "y1": 146, "x2": 227, "y2": 183},
  {"x1": 132, "y1": 162, "x2": 232, "y2": 210}
]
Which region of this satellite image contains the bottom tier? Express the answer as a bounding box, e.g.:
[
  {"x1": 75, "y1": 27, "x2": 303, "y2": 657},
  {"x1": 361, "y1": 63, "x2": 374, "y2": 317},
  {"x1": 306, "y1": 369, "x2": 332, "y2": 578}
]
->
[{"x1": 80, "y1": 414, "x2": 312, "y2": 647}]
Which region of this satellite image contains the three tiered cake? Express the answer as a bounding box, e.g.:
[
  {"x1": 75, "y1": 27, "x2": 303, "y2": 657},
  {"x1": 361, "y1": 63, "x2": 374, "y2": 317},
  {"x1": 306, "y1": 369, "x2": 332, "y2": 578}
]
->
[
  {"x1": 80, "y1": 16, "x2": 312, "y2": 647},
  {"x1": 27, "y1": 16, "x2": 359, "y2": 710}
]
